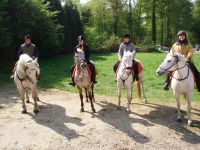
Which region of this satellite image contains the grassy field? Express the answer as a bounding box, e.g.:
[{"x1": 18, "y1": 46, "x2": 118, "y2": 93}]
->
[{"x1": 1, "y1": 52, "x2": 200, "y2": 101}]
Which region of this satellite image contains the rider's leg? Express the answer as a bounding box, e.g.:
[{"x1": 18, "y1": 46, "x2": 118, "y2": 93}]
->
[
  {"x1": 164, "y1": 73, "x2": 171, "y2": 90},
  {"x1": 69, "y1": 65, "x2": 76, "y2": 86},
  {"x1": 188, "y1": 62, "x2": 200, "y2": 92},
  {"x1": 132, "y1": 59, "x2": 139, "y2": 81},
  {"x1": 113, "y1": 61, "x2": 120, "y2": 73},
  {"x1": 87, "y1": 61, "x2": 97, "y2": 84},
  {"x1": 10, "y1": 62, "x2": 18, "y2": 78}
]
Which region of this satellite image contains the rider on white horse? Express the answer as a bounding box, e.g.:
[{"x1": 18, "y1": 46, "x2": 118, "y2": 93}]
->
[
  {"x1": 163, "y1": 31, "x2": 200, "y2": 92},
  {"x1": 113, "y1": 33, "x2": 139, "y2": 81},
  {"x1": 18, "y1": 35, "x2": 39, "y2": 59},
  {"x1": 12, "y1": 35, "x2": 39, "y2": 77}
]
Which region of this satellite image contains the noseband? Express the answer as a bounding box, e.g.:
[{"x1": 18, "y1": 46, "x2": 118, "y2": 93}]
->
[
  {"x1": 16, "y1": 61, "x2": 39, "y2": 89},
  {"x1": 159, "y1": 55, "x2": 190, "y2": 81}
]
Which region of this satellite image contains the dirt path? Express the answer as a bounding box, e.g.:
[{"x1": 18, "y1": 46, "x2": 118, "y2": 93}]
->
[{"x1": 0, "y1": 86, "x2": 200, "y2": 150}]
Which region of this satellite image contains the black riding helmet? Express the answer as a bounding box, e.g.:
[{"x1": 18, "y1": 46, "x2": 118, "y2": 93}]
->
[
  {"x1": 177, "y1": 30, "x2": 188, "y2": 44},
  {"x1": 25, "y1": 34, "x2": 32, "y2": 40},
  {"x1": 123, "y1": 33, "x2": 131, "y2": 39},
  {"x1": 78, "y1": 35, "x2": 85, "y2": 41}
]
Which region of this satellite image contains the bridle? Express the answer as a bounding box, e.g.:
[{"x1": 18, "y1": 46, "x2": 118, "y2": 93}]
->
[
  {"x1": 159, "y1": 55, "x2": 190, "y2": 81},
  {"x1": 16, "y1": 61, "x2": 40, "y2": 89},
  {"x1": 119, "y1": 61, "x2": 134, "y2": 84}
]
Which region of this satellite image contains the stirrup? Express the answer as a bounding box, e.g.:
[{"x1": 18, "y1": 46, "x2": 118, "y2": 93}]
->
[
  {"x1": 163, "y1": 82, "x2": 169, "y2": 90},
  {"x1": 93, "y1": 80, "x2": 97, "y2": 84},
  {"x1": 69, "y1": 82, "x2": 75, "y2": 86}
]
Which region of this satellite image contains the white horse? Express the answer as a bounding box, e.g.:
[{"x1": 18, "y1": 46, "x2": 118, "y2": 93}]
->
[
  {"x1": 157, "y1": 51, "x2": 194, "y2": 126},
  {"x1": 117, "y1": 51, "x2": 147, "y2": 112},
  {"x1": 14, "y1": 54, "x2": 40, "y2": 114},
  {"x1": 73, "y1": 48, "x2": 96, "y2": 112}
]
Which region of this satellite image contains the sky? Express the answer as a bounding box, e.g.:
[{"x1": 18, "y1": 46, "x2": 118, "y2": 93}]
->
[{"x1": 80, "y1": 0, "x2": 89, "y2": 4}]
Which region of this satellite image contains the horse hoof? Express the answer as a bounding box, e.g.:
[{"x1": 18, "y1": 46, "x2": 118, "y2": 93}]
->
[
  {"x1": 143, "y1": 99, "x2": 147, "y2": 104},
  {"x1": 34, "y1": 109, "x2": 40, "y2": 114},
  {"x1": 188, "y1": 120, "x2": 193, "y2": 126},
  {"x1": 37, "y1": 98, "x2": 40, "y2": 101},
  {"x1": 80, "y1": 109, "x2": 84, "y2": 112},
  {"x1": 117, "y1": 107, "x2": 121, "y2": 110},
  {"x1": 85, "y1": 100, "x2": 89, "y2": 103},
  {"x1": 26, "y1": 100, "x2": 30, "y2": 103},
  {"x1": 92, "y1": 109, "x2": 96, "y2": 113},
  {"x1": 22, "y1": 110, "x2": 27, "y2": 114},
  {"x1": 176, "y1": 118, "x2": 182, "y2": 122}
]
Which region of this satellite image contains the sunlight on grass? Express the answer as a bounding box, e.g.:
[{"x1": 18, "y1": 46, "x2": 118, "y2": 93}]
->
[{"x1": 1, "y1": 52, "x2": 200, "y2": 101}]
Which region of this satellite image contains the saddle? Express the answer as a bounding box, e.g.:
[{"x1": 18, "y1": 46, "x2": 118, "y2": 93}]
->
[{"x1": 116, "y1": 60, "x2": 143, "y2": 75}]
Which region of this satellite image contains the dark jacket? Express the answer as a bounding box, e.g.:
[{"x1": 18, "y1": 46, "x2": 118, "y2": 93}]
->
[
  {"x1": 18, "y1": 43, "x2": 39, "y2": 59},
  {"x1": 75, "y1": 44, "x2": 90, "y2": 62}
]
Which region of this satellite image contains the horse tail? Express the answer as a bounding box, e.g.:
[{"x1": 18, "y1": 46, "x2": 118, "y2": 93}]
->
[{"x1": 136, "y1": 80, "x2": 141, "y2": 100}]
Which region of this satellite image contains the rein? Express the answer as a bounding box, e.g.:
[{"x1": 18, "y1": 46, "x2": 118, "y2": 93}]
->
[
  {"x1": 159, "y1": 55, "x2": 190, "y2": 81},
  {"x1": 119, "y1": 62, "x2": 134, "y2": 85},
  {"x1": 16, "y1": 63, "x2": 39, "y2": 89},
  {"x1": 171, "y1": 64, "x2": 190, "y2": 81}
]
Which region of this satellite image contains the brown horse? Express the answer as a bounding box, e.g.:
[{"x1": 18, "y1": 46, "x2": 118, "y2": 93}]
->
[{"x1": 73, "y1": 48, "x2": 96, "y2": 112}]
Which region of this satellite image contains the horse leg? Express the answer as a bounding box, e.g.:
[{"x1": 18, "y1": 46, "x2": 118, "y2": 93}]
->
[
  {"x1": 88, "y1": 88, "x2": 96, "y2": 113},
  {"x1": 92, "y1": 84, "x2": 95, "y2": 102},
  {"x1": 139, "y1": 73, "x2": 147, "y2": 104},
  {"x1": 25, "y1": 91, "x2": 30, "y2": 103},
  {"x1": 84, "y1": 87, "x2": 89, "y2": 102},
  {"x1": 127, "y1": 85, "x2": 132, "y2": 112},
  {"x1": 35, "y1": 86, "x2": 40, "y2": 101},
  {"x1": 186, "y1": 93, "x2": 193, "y2": 126},
  {"x1": 136, "y1": 81, "x2": 141, "y2": 101},
  {"x1": 174, "y1": 93, "x2": 182, "y2": 122},
  {"x1": 20, "y1": 90, "x2": 27, "y2": 114},
  {"x1": 78, "y1": 87, "x2": 84, "y2": 112},
  {"x1": 32, "y1": 87, "x2": 39, "y2": 113},
  {"x1": 117, "y1": 86, "x2": 122, "y2": 110}
]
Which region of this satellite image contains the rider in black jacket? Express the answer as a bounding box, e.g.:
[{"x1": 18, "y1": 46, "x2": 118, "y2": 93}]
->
[{"x1": 69, "y1": 35, "x2": 97, "y2": 86}]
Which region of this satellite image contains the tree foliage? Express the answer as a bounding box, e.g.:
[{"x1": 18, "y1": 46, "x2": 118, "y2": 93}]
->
[{"x1": 0, "y1": 0, "x2": 83, "y2": 60}]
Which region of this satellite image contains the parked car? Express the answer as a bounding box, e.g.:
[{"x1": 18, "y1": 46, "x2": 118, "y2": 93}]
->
[
  {"x1": 195, "y1": 44, "x2": 200, "y2": 51},
  {"x1": 154, "y1": 45, "x2": 170, "y2": 51}
]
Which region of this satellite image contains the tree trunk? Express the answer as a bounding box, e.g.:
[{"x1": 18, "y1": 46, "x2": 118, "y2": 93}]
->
[{"x1": 152, "y1": 0, "x2": 156, "y2": 44}]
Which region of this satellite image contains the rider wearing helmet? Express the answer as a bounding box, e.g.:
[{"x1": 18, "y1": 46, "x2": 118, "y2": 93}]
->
[
  {"x1": 69, "y1": 35, "x2": 97, "y2": 86},
  {"x1": 18, "y1": 35, "x2": 39, "y2": 59},
  {"x1": 164, "y1": 31, "x2": 200, "y2": 91},
  {"x1": 11, "y1": 35, "x2": 39, "y2": 78},
  {"x1": 113, "y1": 33, "x2": 139, "y2": 81}
]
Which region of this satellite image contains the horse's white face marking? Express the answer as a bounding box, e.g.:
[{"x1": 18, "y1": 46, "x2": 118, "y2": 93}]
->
[
  {"x1": 75, "y1": 48, "x2": 86, "y2": 68},
  {"x1": 122, "y1": 51, "x2": 134, "y2": 68}
]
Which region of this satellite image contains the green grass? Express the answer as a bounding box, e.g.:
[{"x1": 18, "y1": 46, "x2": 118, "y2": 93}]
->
[{"x1": 1, "y1": 52, "x2": 200, "y2": 101}]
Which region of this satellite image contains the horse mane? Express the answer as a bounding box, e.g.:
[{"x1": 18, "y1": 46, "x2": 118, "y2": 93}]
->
[{"x1": 17, "y1": 54, "x2": 33, "y2": 70}]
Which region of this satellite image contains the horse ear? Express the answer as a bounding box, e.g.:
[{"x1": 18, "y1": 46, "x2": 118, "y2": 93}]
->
[
  {"x1": 34, "y1": 57, "x2": 38, "y2": 62},
  {"x1": 169, "y1": 49, "x2": 174, "y2": 55}
]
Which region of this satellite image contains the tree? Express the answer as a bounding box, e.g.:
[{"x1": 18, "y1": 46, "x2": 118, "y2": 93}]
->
[{"x1": 0, "y1": 0, "x2": 64, "y2": 59}]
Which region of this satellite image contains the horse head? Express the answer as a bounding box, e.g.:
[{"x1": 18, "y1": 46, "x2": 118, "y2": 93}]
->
[
  {"x1": 157, "y1": 49, "x2": 187, "y2": 75},
  {"x1": 121, "y1": 51, "x2": 135, "y2": 75},
  {"x1": 25, "y1": 58, "x2": 40, "y2": 83},
  {"x1": 74, "y1": 48, "x2": 86, "y2": 68}
]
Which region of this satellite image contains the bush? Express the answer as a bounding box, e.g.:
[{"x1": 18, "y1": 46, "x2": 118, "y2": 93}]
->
[{"x1": 85, "y1": 27, "x2": 121, "y2": 53}]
